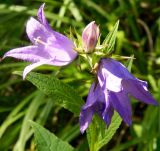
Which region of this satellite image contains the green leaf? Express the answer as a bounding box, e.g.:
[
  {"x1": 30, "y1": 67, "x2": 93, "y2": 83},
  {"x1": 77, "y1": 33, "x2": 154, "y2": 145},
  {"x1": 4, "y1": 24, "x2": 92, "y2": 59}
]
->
[
  {"x1": 102, "y1": 20, "x2": 119, "y2": 54},
  {"x1": 125, "y1": 54, "x2": 134, "y2": 72},
  {"x1": 13, "y1": 91, "x2": 45, "y2": 151},
  {"x1": 30, "y1": 121, "x2": 75, "y2": 151},
  {"x1": 0, "y1": 91, "x2": 36, "y2": 138},
  {"x1": 87, "y1": 112, "x2": 122, "y2": 151},
  {"x1": 14, "y1": 71, "x2": 84, "y2": 115},
  {"x1": 56, "y1": 0, "x2": 82, "y2": 28}
]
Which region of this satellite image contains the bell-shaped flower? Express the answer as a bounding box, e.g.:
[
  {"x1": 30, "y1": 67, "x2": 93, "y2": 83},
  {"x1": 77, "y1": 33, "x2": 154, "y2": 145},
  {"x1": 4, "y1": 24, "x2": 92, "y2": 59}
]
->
[
  {"x1": 3, "y1": 4, "x2": 77, "y2": 79},
  {"x1": 80, "y1": 58, "x2": 158, "y2": 133},
  {"x1": 82, "y1": 21, "x2": 99, "y2": 53}
]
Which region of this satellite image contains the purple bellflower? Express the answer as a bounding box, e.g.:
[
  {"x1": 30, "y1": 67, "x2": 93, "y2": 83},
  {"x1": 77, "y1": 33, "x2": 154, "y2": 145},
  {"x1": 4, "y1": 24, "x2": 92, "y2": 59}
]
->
[
  {"x1": 80, "y1": 58, "x2": 158, "y2": 133},
  {"x1": 82, "y1": 21, "x2": 99, "y2": 53},
  {"x1": 3, "y1": 4, "x2": 77, "y2": 79}
]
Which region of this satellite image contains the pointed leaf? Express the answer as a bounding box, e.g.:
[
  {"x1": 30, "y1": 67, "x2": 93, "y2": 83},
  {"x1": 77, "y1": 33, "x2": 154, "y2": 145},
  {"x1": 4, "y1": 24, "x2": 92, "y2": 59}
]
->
[
  {"x1": 102, "y1": 20, "x2": 119, "y2": 54},
  {"x1": 14, "y1": 71, "x2": 84, "y2": 115},
  {"x1": 87, "y1": 112, "x2": 122, "y2": 151},
  {"x1": 125, "y1": 55, "x2": 134, "y2": 72},
  {"x1": 30, "y1": 121, "x2": 75, "y2": 151}
]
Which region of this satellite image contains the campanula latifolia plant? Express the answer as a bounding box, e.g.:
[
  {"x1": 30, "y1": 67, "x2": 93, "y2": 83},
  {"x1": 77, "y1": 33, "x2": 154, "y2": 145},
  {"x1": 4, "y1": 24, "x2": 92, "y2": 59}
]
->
[{"x1": 2, "y1": 3, "x2": 158, "y2": 151}]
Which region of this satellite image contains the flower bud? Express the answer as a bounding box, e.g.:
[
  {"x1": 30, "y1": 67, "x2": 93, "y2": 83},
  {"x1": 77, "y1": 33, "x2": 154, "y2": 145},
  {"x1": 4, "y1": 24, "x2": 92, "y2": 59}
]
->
[{"x1": 82, "y1": 21, "x2": 99, "y2": 53}]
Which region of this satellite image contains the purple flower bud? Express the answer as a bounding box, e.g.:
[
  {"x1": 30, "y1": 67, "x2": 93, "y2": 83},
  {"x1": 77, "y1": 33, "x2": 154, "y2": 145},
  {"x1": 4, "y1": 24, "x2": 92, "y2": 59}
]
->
[{"x1": 82, "y1": 21, "x2": 99, "y2": 53}]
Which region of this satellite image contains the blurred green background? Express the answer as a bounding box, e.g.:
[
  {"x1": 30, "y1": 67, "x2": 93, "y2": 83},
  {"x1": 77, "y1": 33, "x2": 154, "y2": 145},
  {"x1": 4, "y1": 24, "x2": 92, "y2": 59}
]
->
[{"x1": 0, "y1": 0, "x2": 160, "y2": 150}]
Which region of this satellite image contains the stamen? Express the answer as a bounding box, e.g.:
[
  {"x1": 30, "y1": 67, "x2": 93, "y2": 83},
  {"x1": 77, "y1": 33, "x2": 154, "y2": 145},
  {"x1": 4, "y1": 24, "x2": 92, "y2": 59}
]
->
[{"x1": 34, "y1": 37, "x2": 47, "y2": 45}]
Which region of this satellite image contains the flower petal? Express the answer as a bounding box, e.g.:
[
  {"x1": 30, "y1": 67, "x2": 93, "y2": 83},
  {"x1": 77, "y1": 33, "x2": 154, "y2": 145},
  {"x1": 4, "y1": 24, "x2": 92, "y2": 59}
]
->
[
  {"x1": 109, "y1": 91, "x2": 132, "y2": 125},
  {"x1": 98, "y1": 66, "x2": 122, "y2": 92},
  {"x1": 98, "y1": 58, "x2": 136, "y2": 92},
  {"x1": 26, "y1": 17, "x2": 77, "y2": 65},
  {"x1": 36, "y1": 3, "x2": 77, "y2": 57},
  {"x1": 122, "y1": 79, "x2": 158, "y2": 105},
  {"x1": 23, "y1": 59, "x2": 53, "y2": 79},
  {"x1": 79, "y1": 83, "x2": 105, "y2": 133},
  {"x1": 100, "y1": 58, "x2": 135, "y2": 79},
  {"x1": 37, "y1": 3, "x2": 51, "y2": 30},
  {"x1": 26, "y1": 17, "x2": 53, "y2": 44},
  {"x1": 3, "y1": 45, "x2": 76, "y2": 67},
  {"x1": 49, "y1": 58, "x2": 74, "y2": 66},
  {"x1": 79, "y1": 83, "x2": 96, "y2": 133},
  {"x1": 46, "y1": 33, "x2": 77, "y2": 64},
  {"x1": 45, "y1": 43, "x2": 77, "y2": 66},
  {"x1": 82, "y1": 83, "x2": 105, "y2": 109},
  {"x1": 79, "y1": 108, "x2": 94, "y2": 133},
  {"x1": 102, "y1": 92, "x2": 114, "y2": 126},
  {"x1": 3, "y1": 46, "x2": 50, "y2": 62}
]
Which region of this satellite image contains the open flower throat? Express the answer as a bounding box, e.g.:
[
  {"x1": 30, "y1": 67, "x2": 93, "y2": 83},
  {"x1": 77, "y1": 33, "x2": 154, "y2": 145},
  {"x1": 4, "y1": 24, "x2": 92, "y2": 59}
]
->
[{"x1": 3, "y1": 4, "x2": 77, "y2": 79}]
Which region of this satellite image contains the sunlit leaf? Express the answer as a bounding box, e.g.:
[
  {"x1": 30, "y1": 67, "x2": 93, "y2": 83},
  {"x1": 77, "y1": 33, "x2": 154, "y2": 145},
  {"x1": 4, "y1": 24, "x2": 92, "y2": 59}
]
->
[
  {"x1": 30, "y1": 121, "x2": 75, "y2": 151},
  {"x1": 87, "y1": 112, "x2": 122, "y2": 151},
  {"x1": 102, "y1": 20, "x2": 119, "y2": 54},
  {"x1": 14, "y1": 71, "x2": 84, "y2": 115}
]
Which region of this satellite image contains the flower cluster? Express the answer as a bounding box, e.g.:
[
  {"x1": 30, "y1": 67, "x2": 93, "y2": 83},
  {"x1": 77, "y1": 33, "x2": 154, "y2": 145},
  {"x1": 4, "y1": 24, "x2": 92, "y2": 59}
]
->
[{"x1": 2, "y1": 4, "x2": 158, "y2": 133}]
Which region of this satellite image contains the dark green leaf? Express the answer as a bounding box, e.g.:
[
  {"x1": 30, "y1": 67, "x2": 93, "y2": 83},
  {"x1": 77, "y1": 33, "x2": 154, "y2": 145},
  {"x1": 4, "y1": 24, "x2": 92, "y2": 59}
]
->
[
  {"x1": 30, "y1": 121, "x2": 75, "y2": 151},
  {"x1": 87, "y1": 112, "x2": 122, "y2": 151},
  {"x1": 14, "y1": 71, "x2": 84, "y2": 115}
]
